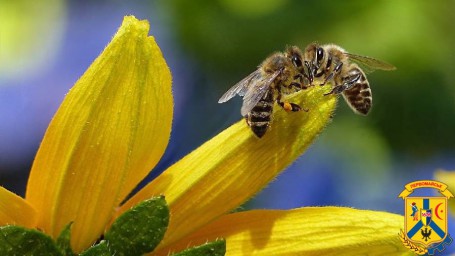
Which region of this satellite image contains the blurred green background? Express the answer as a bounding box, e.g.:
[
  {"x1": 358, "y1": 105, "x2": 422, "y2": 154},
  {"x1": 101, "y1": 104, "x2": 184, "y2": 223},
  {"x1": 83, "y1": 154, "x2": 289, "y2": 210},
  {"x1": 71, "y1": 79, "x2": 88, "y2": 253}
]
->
[{"x1": 1, "y1": 0, "x2": 454, "y2": 229}]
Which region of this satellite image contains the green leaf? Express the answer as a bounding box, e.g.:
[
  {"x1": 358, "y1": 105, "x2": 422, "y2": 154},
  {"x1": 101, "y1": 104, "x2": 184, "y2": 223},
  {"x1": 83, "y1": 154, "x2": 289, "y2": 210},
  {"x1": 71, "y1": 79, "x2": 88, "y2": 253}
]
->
[
  {"x1": 0, "y1": 225, "x2": 62, "y2": 256},
  {"x1": 56, "y1": 222, "x2": 74, "y2": 256},
  {"x1": 105, "y1": 196, "x2": 169, "y2": 255},
  {"x1": 79, "y1": 241, "x2": 111, "y2": 256},
  {"x1": 171, "y1": 239, "x2": 226, "y2": 256}
]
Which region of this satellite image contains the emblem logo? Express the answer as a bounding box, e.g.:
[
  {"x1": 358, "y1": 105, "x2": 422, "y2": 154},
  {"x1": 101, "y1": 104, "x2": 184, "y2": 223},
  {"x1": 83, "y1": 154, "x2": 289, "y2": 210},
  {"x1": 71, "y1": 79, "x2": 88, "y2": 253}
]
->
[{"x1": 399, "y1": 180, "x2": 453, "y2": 255}]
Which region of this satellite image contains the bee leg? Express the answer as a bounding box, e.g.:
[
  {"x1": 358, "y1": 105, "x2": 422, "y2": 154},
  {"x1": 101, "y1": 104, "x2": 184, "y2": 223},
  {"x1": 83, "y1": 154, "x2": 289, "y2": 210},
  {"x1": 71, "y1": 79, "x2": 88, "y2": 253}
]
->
[
  {"x1": 324, "y1": 73, "x2": 362, "y2": 96},
  {"x1": 292, "y1": 74, "x2": 304, "y2": 88},
  {"x1": 323, "y1": 84, "x2": 347, "y2": 96},
  {"x1": 342, "y1": 73, "x2": 362, "y2": 90},
  {"x1": 276, "y1": 93, "x2": 307, "y2": 112},
  {"x1": 292, "y1": 74, "x2": 311, "y2": 90},
  {"x1": 293, "y1": 73, "x2": 303, "y2": 82},
  {"x1": 290, "y1": 82, "x2": 306, "y2": 91},
  {"x1": 294, "y1": 73, "x2": 306, "y2": 84},
  {"x1": 320, "y1": 62, "x2": 343, "y2": 86},
  {"x1": 304, "y1": 61, "x2": 314, "y2": 85},
  {"x1": 278, "y1": 101, "x2": 305, "y2": 112}
]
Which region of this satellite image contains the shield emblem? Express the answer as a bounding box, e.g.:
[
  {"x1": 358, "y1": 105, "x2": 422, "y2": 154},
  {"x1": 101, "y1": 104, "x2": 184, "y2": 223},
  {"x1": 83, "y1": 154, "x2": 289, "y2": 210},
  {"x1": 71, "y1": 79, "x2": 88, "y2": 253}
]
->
[
  {"x1": 420, "y1": 208, "x2": 432, "y2": 226},
  {"x1": 404, "y1": 197, "x2": 447, "y2": 246}
]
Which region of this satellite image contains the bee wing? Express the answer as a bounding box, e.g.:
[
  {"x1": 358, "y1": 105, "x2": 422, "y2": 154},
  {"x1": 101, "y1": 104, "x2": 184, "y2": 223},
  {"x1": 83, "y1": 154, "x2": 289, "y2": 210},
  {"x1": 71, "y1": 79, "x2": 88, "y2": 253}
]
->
[
  {"x1": 218, "y1": 70, "x2": 262, "y2": 103},
  {"x1": 344, "y1": 53, "x2": 396, "y2": 73},
  {"x1": 240, "y1": 71, "x2": 278, "y2": 116}
]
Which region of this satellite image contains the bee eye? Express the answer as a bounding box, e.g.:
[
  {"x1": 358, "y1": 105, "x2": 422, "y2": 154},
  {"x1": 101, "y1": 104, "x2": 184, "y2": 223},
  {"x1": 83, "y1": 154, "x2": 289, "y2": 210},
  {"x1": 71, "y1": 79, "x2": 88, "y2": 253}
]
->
[
  {"x1": 292, "y1": 55, "x2": 302, "y2": 67},
  {"x1": 316, "y1": 48, "x2": 324, "y2": 61}
]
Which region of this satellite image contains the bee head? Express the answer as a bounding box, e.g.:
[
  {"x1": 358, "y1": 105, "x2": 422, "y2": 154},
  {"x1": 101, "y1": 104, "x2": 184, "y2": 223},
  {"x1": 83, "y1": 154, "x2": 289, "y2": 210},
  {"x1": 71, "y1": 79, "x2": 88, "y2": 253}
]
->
[
  {"x1": 285, "y1": 46, "x2": 304, "y2": 70},
  {"x1": 304, "y1": 43, "x2": 325, "y2": 78},
  {"x1": 262, "y1": 53, "x2": 291, "y2": 75}
]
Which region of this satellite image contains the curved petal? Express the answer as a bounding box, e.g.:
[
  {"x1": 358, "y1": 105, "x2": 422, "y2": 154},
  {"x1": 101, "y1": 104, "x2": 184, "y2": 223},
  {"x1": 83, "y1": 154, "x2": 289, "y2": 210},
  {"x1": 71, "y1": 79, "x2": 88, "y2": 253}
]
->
[
  {"x1": 153, "y1": 207, "x2": 409, "y2": 256},
  {"x1": 121, "y1": 85, "x2": 337, "y2": 248},
  {"x1": 25, "y1": 16, "x2": 172, "y2": 252},
  {"x1": 0, "y1": 187, "x2": 37, "y2": 228}
]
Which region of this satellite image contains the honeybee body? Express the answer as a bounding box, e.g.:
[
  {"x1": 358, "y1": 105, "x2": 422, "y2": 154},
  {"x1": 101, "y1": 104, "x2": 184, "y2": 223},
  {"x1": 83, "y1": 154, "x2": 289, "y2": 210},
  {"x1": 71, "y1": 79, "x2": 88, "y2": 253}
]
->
[
  {"x1": 218, "y1": 47, "x2": 307, "y2": 138},
  {"x1": 339, "y1": 67, "x2": 371, "y2": 115},
  {"x1": 245, "y1": 89, "x2": 274, "y2": 138},
  {"x1": 303, "y1": 43, "x2": 395, "y2": 115}
]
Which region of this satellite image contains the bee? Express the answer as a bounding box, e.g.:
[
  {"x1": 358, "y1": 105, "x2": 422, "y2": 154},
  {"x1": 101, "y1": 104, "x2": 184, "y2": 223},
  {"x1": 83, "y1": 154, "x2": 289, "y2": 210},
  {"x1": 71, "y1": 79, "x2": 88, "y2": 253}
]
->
[
  {"x1": 218, "y1": 46, "x2": 309, "y2": 138},
  {"x1": 303, "y1": 43, "x2": 396, "y2": 115}
]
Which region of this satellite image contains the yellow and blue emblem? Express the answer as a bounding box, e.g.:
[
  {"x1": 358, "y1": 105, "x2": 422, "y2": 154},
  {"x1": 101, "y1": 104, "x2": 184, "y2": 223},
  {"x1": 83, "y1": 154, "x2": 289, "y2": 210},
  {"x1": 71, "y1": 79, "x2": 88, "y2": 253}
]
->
[{"x1": 399, "y1": 180, "x2": 453, "y2": 255}]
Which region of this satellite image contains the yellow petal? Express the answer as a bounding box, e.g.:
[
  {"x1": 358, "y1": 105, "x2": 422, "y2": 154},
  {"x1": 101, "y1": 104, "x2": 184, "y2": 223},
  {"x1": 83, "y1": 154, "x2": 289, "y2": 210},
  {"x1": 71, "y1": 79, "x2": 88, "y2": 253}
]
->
[
  {"x1": 434, "y1": 169, "x2": 455, "y2": 215},
  {"x1": 25, "y1": 16, "x2": 172, "y2": 252},
  {"x1": 0, "y1": 186, "x2": 37, "y2": 228},
  {"x1": 121, "y1": 85, "x2": 337, "y2": 248},
  {"x1": 153, "y1": 207, "x2": 410, "y2": 256}
]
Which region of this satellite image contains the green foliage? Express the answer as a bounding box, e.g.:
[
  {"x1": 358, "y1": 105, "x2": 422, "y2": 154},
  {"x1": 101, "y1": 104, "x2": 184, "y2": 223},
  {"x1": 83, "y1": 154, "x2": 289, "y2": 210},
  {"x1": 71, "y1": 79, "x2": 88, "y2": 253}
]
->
[
  {"x1": 0, "y1": 196, "x2": 173, "y2": 256},
  {"x1": 56, "y1": 222, "x2": 75, "y2": 256},
  {"x1": 171, "y1": 239, "x2": 226, "y2": 256},
  {"x1": 0, "y1": 226, "x2": 62, "y2": 256},
  {"x1": 79, "y1": 241, "x2": 110, "y2": 256},
  {"x1": 104, "y1": 196, "x2": 169, "y2": 255}
]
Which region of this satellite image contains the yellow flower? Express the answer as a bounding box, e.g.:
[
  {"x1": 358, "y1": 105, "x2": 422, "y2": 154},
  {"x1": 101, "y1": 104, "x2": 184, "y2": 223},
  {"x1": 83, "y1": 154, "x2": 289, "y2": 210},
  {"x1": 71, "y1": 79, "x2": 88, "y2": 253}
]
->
[{"x1": 0, "y1": 16, "x2": 409, "y2": 255}]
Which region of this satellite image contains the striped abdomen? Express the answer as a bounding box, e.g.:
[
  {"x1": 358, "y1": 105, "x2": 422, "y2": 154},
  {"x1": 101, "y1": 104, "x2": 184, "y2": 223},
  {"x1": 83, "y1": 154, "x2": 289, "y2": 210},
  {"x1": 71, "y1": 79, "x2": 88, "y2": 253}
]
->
[
  {"x1": 342, "y1": 68, "x2": 372, "y2": 115},
  {"x1": 246, "y1": 89, "x2": 274, "y2": 138}
]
